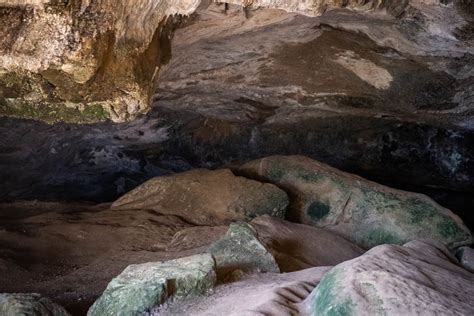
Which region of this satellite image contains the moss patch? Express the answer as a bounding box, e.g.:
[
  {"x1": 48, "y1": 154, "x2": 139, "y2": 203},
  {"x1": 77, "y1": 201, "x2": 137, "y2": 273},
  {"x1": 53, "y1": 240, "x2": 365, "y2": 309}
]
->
[
  {"x1": 364, "y1": 227, "x2": 404, "y2": 247},
  {"x1": 312, "y1": 268, "x2": 354, "y2": 316},
  {"x1": 307, "y1": 200, "x2": 331, "y2": 220},
  {"x1": 0, "y1": 100, "x2": 109, "y2": 124},
  {"x1": 437, "y1": 218, "x2": 466, "y2": 240},
  {"x1": 403, "y1": 197, "x2": 438, "y2": 224}
]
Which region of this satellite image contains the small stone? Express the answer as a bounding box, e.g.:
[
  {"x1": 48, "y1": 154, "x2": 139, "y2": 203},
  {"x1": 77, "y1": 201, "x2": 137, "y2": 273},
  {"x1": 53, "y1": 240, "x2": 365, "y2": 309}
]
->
[
  {"x1": 456, "y1": 246, "x2": 474, "y2": 273},
  {"x1": 208, "y1": 222, "x2": 280, "y2": 279},
  {"x1": 87, "y1": 254, "x2": 216, "y2": 316},
  {"x1": 0, "y1": 293, "x2": 69, "y2": 316}
]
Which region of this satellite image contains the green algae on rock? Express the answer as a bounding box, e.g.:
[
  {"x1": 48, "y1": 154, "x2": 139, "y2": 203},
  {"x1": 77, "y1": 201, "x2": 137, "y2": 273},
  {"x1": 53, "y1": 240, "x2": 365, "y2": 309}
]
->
[
  {"x1": 208, "y1": 221, "x2": 280, "y2": 278},
  {"x1": 111, "y1": 169, "x2": 289, "y2": 226},
  {"x1": 238, "y1": 155, "x2": 472, "y2": 249},
  {"x1": 0, "y1": 293, "x2": 69, "y2": 316},
  {"x1": 303, "y1": 240, "x2": 474, "y2": 316},
  {"x1": 87, "y1": 254, "x2": 216, "y2": 316}
]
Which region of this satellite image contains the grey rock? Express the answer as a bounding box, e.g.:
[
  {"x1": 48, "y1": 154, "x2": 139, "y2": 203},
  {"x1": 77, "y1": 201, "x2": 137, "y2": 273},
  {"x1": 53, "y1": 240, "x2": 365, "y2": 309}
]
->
[
  {"x1": 88, "y1": 254, "x2": 216, "y2": 316},
  {"x1": 0, "y1": 293, "x2": 69, "y2": 316},
  {"x1": 208, "y1": 222, "x2": 280, "y2": 278},
  {"x1": 456, "y1": 246, "x2": 474, "y2": 273}
]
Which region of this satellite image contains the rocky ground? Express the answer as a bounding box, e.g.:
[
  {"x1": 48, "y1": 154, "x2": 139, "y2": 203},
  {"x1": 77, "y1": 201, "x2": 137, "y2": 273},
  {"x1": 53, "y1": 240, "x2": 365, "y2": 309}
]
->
[{"x1": 0, "y1": 2, "x2": 473, "y2": 316}]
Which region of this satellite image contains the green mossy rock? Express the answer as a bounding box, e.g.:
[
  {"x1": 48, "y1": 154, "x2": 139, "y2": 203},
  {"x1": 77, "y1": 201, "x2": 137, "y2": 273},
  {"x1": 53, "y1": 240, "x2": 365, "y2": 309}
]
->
[
  {"x1": 304, "y1": 240, "x2": 474, "y2": 316},
  {"x1": 238, "y1": 155, "x2": 471, "y2": 249},
  {"x1": 0, "y1": 294, "x2": 69, "y2": 316},
  {"x1": 87, "y1": 254, "x2": 216, "y2": 316},
  {"x1": 208, "y1": 222, "x2": 280, "y2": 278}
]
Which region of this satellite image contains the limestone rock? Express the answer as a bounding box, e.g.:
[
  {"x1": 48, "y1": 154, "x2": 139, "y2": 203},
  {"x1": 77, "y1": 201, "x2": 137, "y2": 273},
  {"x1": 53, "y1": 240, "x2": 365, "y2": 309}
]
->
[
  {"x1": 456, "y1": 246, "x2": 474, "y2": 273},
  {"x1": 251, "y1": 215, "x2": 364, "y2": 272},
  {"x1": 0, "y1": 293, "x2": 69, "y2": 316},
  {"x1": 238, "y1": 155, "x2": 472, "y2": 249},
  {"x1": 111, "y1": 169, "x2": 289, "y2": 226},
  {"x1": 303, "y1": 240, "x2": 474, "y2": 316},
  {"x1": 208, "y1": 222, "x2": 280, "y2": 278},
  {"x1": 87, "y1": 253, "x2": 216, "y2": 316}
]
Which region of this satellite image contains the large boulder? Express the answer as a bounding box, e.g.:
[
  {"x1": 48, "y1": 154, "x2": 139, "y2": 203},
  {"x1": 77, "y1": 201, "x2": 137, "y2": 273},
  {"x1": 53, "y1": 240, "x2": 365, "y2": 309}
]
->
[
  {"x1": 0, "y1": 293, "x2": 69, "y2": 316},
  {"x1": 208, "y1": 222, "x2": 279, "y2": 278},
  {"x1": 303, "y1": 240, "x2": 474, "y2": 316},
  {"x1": 238, "y1": 155, "x2": 472, "y2": 249},
  {"x1": 88, "y1": 253, "x2": 216, "y2": 316},
  {"x1": 251, "y1": 215, "x2": 364, "y2": 272},
  {"x1": 111, "y1": 169, "x2": 289, "y2": 226}
]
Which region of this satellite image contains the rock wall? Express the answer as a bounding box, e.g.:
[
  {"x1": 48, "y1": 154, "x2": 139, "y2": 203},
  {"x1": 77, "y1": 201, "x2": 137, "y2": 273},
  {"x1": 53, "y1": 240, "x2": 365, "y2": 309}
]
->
[
  {"x1": 0, "y1": 0, "x2": 201, "y2": 122},
  {"x1": 0, "y1": 0, "x2": 463, "y2": 123}
]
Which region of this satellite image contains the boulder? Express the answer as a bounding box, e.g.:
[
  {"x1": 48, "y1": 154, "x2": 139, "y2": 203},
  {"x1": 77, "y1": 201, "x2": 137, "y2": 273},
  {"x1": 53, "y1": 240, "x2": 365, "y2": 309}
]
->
[
  {"x1": 303, "y1": 240, "x2": 474, "y2": 316},
  {"x1": 88, "y1": 253, "x2": 216, "y2": 316},
  {"x1": 0, "y1": 293, "x2": 69, "y2": 316},
  {"x1": 456, "y1": 246, "x2": 474, "y2": 273},
  {"x1": 251, "y1": 215, "x2": 364, "y2": 272},
  {"x1": 208, "y1": 222, "x2": 279, "y2": 278},
  {"x1": 238, "y1": 155, "x2": 472, "y2": 249},
  {"x1": 111, "y1": 169, "x2": 289, "y2": 226}
]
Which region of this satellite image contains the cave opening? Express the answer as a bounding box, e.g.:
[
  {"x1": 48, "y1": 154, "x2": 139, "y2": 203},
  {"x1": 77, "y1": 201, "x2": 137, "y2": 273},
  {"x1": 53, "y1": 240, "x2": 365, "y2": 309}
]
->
[{"x1": 0, "y1": 1, "x2": 473, "y2": 315}]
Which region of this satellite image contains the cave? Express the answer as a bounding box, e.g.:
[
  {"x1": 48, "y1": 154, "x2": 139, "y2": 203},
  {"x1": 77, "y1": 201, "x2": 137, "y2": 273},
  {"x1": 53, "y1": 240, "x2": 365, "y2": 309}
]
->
[{"x1": 0, "y1": 1, "x2": 473, "y2": 315}]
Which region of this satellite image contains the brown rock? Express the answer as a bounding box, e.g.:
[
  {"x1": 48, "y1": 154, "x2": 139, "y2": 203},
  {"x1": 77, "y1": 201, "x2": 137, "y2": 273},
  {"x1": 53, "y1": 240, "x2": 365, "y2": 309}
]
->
[
  {"x1": 111, "y1": 169, "x2": 289, "y2": 225},
  {"x1": 251, "y1": 215, "x2": 364, "y2": 272}
]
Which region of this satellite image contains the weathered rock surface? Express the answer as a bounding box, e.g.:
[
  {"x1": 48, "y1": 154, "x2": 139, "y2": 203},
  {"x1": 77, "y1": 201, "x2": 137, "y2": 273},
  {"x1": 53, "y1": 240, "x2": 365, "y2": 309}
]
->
[
  {"x1": 153, "y1": 266, "x2": 331, "y2": 316},
  {"x1": 251, "y1": 215, "x2": 364, "y2": 271},
  {"x1": 88, "y1": 253, "x2": 216, "y2": 316},
  {"x1": 208, "y1": 222, "x2": 279, "y2": 278},
  {"x1": 0, "y1": 293, "x2": 69, "y2": 316},
  {"x1": 239, "y1": 155, "x2": 472, "y2": 249},
  {"x1": 456, "y1": 246, "x2": 474, "y2": 273},
  {"x1": 111, "y1": 169, "x2": 289, "y2": 225},
  {"x1": 303, "y1": 240, "x2": 474, "y2": 316},
  {"x1": 0, "y1": 201, "x2": 219, "y2": 314},
  {"x1": 1, "y1": 0, "x2": 471, "y2": 122}
]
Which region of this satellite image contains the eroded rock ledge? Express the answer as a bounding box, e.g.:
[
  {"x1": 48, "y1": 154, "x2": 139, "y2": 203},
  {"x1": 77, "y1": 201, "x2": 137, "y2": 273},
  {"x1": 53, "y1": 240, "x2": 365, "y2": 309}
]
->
[{"x1": 0, "y1": 0, "x2": 470, "y2": 122}]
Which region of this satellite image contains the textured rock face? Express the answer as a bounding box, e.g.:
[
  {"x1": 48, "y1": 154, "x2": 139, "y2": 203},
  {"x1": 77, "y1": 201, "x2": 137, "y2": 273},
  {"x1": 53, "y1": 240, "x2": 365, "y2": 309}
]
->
[
  {"x1": 88, "y1": 253, "x2": 216, "y2": 316},
  {"x1": 303, "y1": 240, "x2": 474, "y2": 316},
  {"x1": 111, "y1": 169, "x2": 289, "y2": 225},
  {"x1": 0, "y1": 0, "x2": 201, "y2": 123},
  {"x1": 0, "y1": 293, "x2": 69, "y2": 316},
  {"x1": 239, "y1": 156, "x2": 472, "y2": 249},
  {"x1": 208, "y1": 221, "x2": 280, "y2": 278},
  {"x1": 1, "y1": 0, "x2": 466, "y2": 122}
]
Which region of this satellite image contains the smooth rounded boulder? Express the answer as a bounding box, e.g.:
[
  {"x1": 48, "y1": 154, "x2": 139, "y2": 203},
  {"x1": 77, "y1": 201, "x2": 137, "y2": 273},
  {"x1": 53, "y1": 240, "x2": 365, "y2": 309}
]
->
[
  {"x1": 303, "y1": 240, "x2": 474, "y2": 315},
  {"x1": 238, "y1": 155, "x2": 472, "y2": 249},
  {"x1": 111, "y1": 169, "x2": 289, "y2": 225}
]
